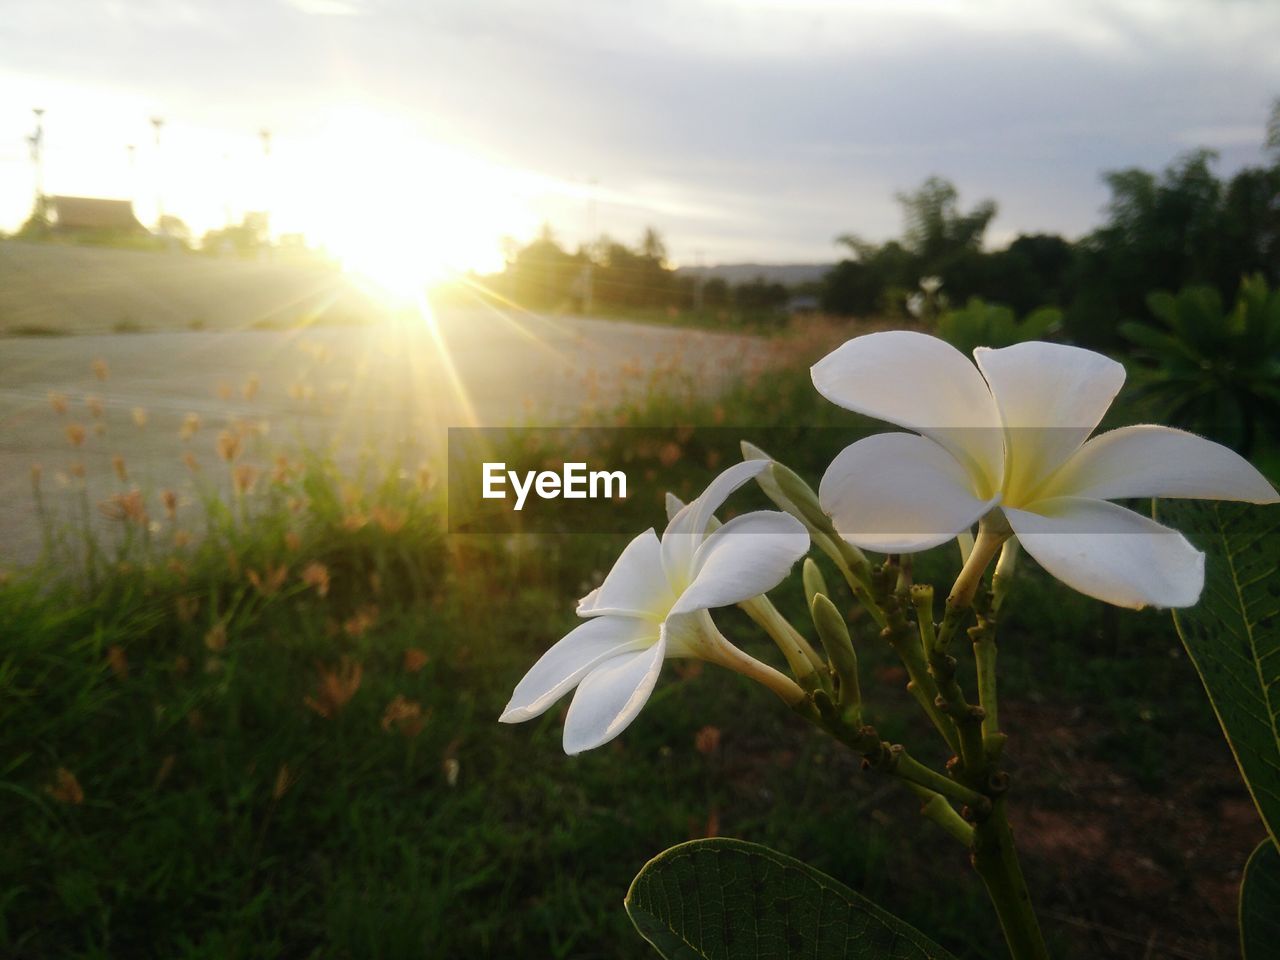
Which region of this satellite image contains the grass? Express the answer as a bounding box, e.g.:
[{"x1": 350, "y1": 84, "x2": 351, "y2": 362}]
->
[
  {"x1": 0, "y1": 317, "x2": 1267, "y2": 959},
  {"x1": 575, "y1": 304, "x2": 795, "y2": 336}
]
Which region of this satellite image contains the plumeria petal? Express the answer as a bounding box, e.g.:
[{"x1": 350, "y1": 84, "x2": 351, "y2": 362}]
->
[
  {"x1": 664, "y1": 491, "x2": 686, "y2": 522},
  {"x1": 499, "y1": 616, "x2": 659, "y2": 723},
  {"x1": 1045, "y1": 425, "x2": 1280, "y2": 504},
  {"x1": 661, "y1": 609, "x2": 719, "y2": 659},
  {"x1": 1005, "y1": 497, "x2": 1205, "y2": 609},
  {"x1": 562, "y1": 638, "x2": 667, "y2": 754},
  {"x1": 819, "y1": 433, "x2": 1000, "y2": 553},
  {"x1": 576, "y1": 528, "x2": 674, "y2": 618},
  {"x1": 810, "y1": 330, "x2": 1003, "y2": 494},
  {"x1": 661, "y1": 460, "x2": 769, "y2": 583},
  {"x1": 973, "y1": 342, "x2": 1125, "y2": 505},
  {"x1": 669, "y1": 511, "x2": 809, "y2": 614}
]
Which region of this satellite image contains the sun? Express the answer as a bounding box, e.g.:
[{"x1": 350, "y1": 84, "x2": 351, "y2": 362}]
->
[{"x1": 292, "y1": 107, "x2": 530, "y2": 302}]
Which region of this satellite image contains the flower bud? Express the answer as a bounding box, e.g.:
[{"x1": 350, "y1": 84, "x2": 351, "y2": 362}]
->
[
  {"x1": 802, "y1": 558, "x2": 828, "y2": 609},
  {"x1": 991, "y1": 538, "x2": 1019, "y2": 614},
  {"x1": 740, "y1": 440, "x2": 872, "y2": 588},
  {"x1": 810, "y1": 593, "x2": 861, "y2": 722}
]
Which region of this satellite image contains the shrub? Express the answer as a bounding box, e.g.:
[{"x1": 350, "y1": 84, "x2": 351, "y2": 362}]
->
[
  {"x1": 1120, "y1": 274, "x2": 1280, "y2": 454},
  {"x1": 935, "y1": 298, "x2": 1061, "y2": 355}
]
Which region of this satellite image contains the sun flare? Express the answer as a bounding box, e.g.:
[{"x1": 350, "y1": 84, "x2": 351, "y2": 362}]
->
[{"x1": 296, "y1": 107, "x2": 533, "y2": 301}]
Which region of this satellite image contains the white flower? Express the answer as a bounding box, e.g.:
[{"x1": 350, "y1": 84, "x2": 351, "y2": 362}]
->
[
  {"x1": 500, "y1": 460, "x2": 810, "y2": 754},
  {"x1": 811, "y1": 330, "x2": 1279, "y2": 609},
  {"x1": 919, "y1": 276, "x2": 943, "y2": 295}
]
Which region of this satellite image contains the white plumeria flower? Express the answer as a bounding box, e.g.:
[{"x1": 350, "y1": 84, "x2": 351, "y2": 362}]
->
[
  {"x1": 811, "y1": 330, "x2": 1279, "y2": 609},
  {"x1": 500, "y1": 460, "x2": 810, "y2": 754}
]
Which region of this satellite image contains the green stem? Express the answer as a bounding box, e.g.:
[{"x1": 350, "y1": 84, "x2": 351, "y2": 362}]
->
[
  {"x1": 948, "y1": 521, "x2": 1006, "y2": 612},
  {"x1": 925, "y1": 640, "x2": 986, "y2": 781},
  {"x1": 891, "y1": 750, "x2": 989, "y2": 813},
  {"x1": 904, "y1": 584, "x2": 963, "y2": 756},
  {"x1": 972, "y1": 799, "x2": 1050, "y2": 960},
  {"x1": 903, "y1": 782, "x2": 975, "y2": 846},
  {"x1": 895, "y1": 637, "x2": 961, "y2": 756},
  {"x1": 882, "y1": 584, "x2": 960, "y2": 756},
  {"x1": 972, "y1": 622, "x2": 1001, "y2": 753}
]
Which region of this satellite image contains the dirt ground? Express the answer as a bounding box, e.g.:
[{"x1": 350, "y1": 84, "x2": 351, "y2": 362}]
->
[{"x1": 1001, "y1": 700, "x2": 1259, "y2": 960}]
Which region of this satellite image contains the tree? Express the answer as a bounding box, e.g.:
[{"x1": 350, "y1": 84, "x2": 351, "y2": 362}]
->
[
  {"x1": 499, "y1": 224, "x2": 584, "y2": 309},
  {"x1": 1217, "y1": 165, "x2": 1280, "y2": 289},
  {"x1": 488, "y1": 225, "x2": 678, "y2": 313},
  {"x1": 1266, "y1": 96, "x2": 1280, "y2": 160},
  {"x1": 943, "y1": 234, "x2": 1075, "y2": 317},
  {"x1": 732, "y1": 276, "x2": 789, "y2": 313},
  {"x1": 1064, "y1": 144, "x2": 1277, "y2": 346},
  {"x1": 701, "y1": 277, "x2": 729, "y2": 309},
  {"x1": 640, "y1": 227, "x2": 666, "y2": 264},
  {"x1": 896, "y1": 176, "x2": 998, "y2": 269},
  {"x1": 823, "y1": 178, "x2": 998, "y2": 318},
  {"x1": 821, "y1": 239, "x2": 916, "y2": 316},
  {"x1": 591, "y1": 227, "x2": 674, "y2": 309}
]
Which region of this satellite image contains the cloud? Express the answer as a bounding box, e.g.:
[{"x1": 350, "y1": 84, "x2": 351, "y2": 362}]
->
[
  {"x1": 1, "y1": 0, "x2": 1277, "y2": 261},
  {"x1": 279, "y1": 0, "x2": 364, "y2": 15}
]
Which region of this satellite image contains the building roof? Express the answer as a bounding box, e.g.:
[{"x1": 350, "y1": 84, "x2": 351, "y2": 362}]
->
[{"x1": 48, "y1": 196, "x2": 146, "y2": 232}]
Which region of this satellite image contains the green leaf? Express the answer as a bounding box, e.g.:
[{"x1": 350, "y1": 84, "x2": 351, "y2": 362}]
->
[
  {"x1": 1118, "y1": 320, "x2": 1194, "y2": 362},
  {"x1": 1241, "y1": 839, "x2": 1280, "y2": 959},
  {"x1": 625, "y1": 838, "x2": 957, "y2": 959},
  {"x1": 1144, "y1": 289, "x2": 1178, "y2": 329},
  {"x1": 1158, "y1": 500, "x2": 1280, "y2": 846},
  {"x1": 1019, "y1": 306, "x2": 1061, "y2": 340}
]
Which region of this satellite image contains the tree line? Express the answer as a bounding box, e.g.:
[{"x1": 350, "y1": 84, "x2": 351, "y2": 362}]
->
[
  {"x1": 482, "y1": 101, "x2": 1279, "y2": 347},
  {"x1": 476, "y1": 226, "x2": 792, "y2": 319},
  {"x1": 822, "y1": 102, "x2": 1280, "y2": 348}
]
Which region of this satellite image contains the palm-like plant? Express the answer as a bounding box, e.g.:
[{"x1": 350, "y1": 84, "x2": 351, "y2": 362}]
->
[{"x1": 1120, "y1": 275, "x2": 1280, "y2": 454}]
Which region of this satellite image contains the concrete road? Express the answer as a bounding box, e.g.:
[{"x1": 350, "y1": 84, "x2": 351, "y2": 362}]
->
[
  {"x1": 0, "y1": 310, "x2": 767, "y2": 567},
  {"x1": 0, "y1": 239, "x2": 379, "y2": 336}
]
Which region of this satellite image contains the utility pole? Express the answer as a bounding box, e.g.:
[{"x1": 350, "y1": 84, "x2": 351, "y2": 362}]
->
[
  {"x1": 150, "y1": 115, "x2": 166, "y2": 233},
  {"x1": 583, "y1": 177, "x2": 598, "y2": 315},
  {"x1": 27, "y1": 108, "x2": 45, "y2": 222},
  {"x1": 693, "y1": 249, "x2": 705, "y2": 312},
  {"x1": 223, "y1": 152, "x2": 234, "y2": 229},
  {"x1": 126, "y1": 143, "x2": 136, "y2": 204},
  {"x1": 259, "y1": 127, "x2": 272, "y2": 241}
]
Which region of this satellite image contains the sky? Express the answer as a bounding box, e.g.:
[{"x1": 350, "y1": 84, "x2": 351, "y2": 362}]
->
[{"x1": 1, "y1": 0, "x2": 1278, "y2": 273}]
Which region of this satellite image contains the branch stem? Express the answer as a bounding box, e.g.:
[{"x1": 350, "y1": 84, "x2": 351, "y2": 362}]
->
[
  {"x1": 884, "y1": 602, "x2": 961, "y2": 756},
  {"x1": 891, "y1": 749, "x2": 989, "y2": 813},
  {"x1": 903, "y1": 781, "x2": 975, "y2": 845},
  {"x1": 972, "y1": 799, "x2": 1050, "y2": 960},
  {"x1": 972, "y1": 619, "x2": 1001, "y2": 752}
]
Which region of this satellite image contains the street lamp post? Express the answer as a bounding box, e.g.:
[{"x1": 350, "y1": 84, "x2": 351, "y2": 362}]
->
[
  {"x1": 259, "y1": 128, "x2": 272, "y2": 243},
  {"x1": 151, "y1": 116, "x2": 166, "y2": 233},
  {"x1": 583, "y1": 177, "x2": 598, "y2": 315},
  {"x1": 27, "y1": 108, "x2": 45, "y2": 221},
  {"x1": 126, "y1": 143, "x2": 136, "y2": 205}
]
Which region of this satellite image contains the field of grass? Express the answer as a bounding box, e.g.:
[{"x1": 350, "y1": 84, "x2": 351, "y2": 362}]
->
[{"x1": 1, "y1": 318, "x2": 1267, "y2": 959}]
